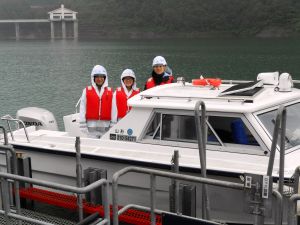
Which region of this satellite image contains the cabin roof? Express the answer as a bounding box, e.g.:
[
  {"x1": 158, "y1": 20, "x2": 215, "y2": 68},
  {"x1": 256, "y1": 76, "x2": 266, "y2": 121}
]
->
[{"x1": 129, "y1": 82, "x2": 300, "y2": 113}]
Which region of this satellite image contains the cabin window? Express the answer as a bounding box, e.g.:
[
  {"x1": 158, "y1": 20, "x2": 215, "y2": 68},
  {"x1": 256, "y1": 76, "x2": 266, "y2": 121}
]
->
[
  {"x1": 258, "y1": 102, "x2": 300, "y2": 150},
  {"x1": 144, "y1": 112, "x2": 259, "y2": 146},
  {"x1": 145, "y1": 113, "x2": 161, "y2": 139},
  {"x1": 208, "y1": 116, "x2": 258, "y2": 146},
  {"x1": 161, "y1": 114, "x2": 220, "y2": 145}
]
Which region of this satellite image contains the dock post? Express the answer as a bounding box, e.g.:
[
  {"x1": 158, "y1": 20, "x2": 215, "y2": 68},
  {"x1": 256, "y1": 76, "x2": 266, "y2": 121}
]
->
[
  {"x1": 15, "y1": 22, "x2": 20, "y2": 40},
  {"x1": 73, "y1": 20, "x2": 78, "y2": 39},
  {"x1": 50, "y1": 21, "x2": 55, "y2": 39},
  {"x1": 62, "y1": 21, "x2": 66, "y2": 39}
]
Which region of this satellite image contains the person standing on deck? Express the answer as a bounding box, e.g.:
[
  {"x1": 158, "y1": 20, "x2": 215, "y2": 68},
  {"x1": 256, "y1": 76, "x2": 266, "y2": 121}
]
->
[
  {"x1": 111, "y1": 69, "x2": 140, "y2": 125},
  {"x1": 79, "y1": 65, "x2": 113, "y2": 138},
  {"x1": 144, "y1": 56, "x2": 174, "y2": 90}
]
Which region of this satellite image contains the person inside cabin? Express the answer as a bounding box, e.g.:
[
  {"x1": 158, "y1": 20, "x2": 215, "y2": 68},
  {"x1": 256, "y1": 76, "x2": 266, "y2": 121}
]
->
[
  {"x1": 111, "y1": 69, "x2": 140, "y2": 124},
  {"x1": 144, "y1": 56, "x2": 174, "y2": 90},
  {"x1": 79, "y1": 65, "x2": 113, "y2": 138}
]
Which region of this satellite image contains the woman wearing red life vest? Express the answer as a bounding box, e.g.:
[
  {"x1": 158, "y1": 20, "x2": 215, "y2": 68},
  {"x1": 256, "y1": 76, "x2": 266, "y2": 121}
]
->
[
  {"x1": 79, "y1": 65, "x2": 113, "y2": 138},
  {"x1": 111, "y1": 69, "x2": 140, "y2": 124},
  {"x1": 144, "y1": 56, "x2": 174, "y2": 90}
]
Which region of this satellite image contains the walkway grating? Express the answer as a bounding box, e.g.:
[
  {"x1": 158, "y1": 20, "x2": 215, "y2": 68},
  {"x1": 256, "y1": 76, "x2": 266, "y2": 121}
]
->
[{"x1": 0, "y1": 208, "x2": 76, "y2": 225}]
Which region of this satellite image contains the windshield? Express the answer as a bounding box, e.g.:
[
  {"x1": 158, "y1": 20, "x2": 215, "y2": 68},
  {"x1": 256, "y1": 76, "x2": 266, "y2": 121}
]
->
[{"x1": 257, "y1": 102, "x2": 300, "y2": 150}]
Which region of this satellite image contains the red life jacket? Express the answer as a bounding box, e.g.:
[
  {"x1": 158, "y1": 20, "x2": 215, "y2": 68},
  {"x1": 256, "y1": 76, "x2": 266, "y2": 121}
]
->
[
  {"x1": 145, "y1": 75, "x2": 174, "y2": 90},
  {"x1": 85, "y1": 86, "x2": 113, "y2": 120},
  {"x1": 116, "y1": 87, "x2": 140, "y2": 118}
]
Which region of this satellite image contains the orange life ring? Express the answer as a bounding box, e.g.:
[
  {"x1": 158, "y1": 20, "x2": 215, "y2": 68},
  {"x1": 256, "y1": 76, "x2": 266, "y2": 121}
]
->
[{"x1": 192, "y1": 78, "x2": 222, "y2": 88}]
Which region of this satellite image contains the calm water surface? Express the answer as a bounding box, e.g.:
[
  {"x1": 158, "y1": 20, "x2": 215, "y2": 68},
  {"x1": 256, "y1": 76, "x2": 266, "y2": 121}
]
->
[{"x1": 0, "y1": 39, "x2": 300, "y2": 129}]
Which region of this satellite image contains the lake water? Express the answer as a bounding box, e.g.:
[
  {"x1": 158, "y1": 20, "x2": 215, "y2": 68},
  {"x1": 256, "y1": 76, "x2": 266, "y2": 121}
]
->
[{"x1": 0, "y1": 38, "x2": 300, "y2": 130}]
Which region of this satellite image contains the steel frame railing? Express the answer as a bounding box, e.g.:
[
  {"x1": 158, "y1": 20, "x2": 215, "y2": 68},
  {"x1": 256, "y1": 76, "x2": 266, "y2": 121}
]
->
[
  {"x1": 0, "y1": 172, "x2": 110, "y2": 225},
  {"x1": 0, "y1": 136, "x2": 22, "y2": 225},
  {"x1": 267, "y1": 105, "x2": 287, "y2": 195},
  {"x1": 75, "y1": 97, "x2": 81, "y2": 113},
  {"x1": 288, "y1": 166, "x2": 300, "y2": 225},
  {"x1": 1, "y1": 115, "x2": 30, "y2": 143},
  {"x1": 288, "y1": 194, "x2": 300, "y2": 225},
  {"x1": 194, "y1": 100, "x2": 210, "y2": 220},
  {"x1": 112, "y1": 166, "x2": 284, "y2": 225},
  {"x1": 112, "y1": 166, "x2": 245, "y2": 225}
]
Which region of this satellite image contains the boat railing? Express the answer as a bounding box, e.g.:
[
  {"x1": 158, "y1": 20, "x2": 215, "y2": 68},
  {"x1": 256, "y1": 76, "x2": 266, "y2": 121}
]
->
[
  {"x1": 288, "y1": 166, "x2": 300, "y2": 225},
  {"x1": 288, "y1": 193, "x2": 300, "y2": 225},
  {"x1": 1, "y1": 114, "x2": 30, "y2": 143},
  {"x1": 140, "y1": 93, "x2": 253, "y2": 103},
  {"x1": 0, "y1": 142, "x2": 21, "y2": 225},
  {"x1": 112, "y1": 166, "x2": 283, "y2": 225},
  {"x1": 222, "y1": 79, "x2": 252, "y2": 84},
  {"x1": 221, "y1": 79, "x2": 300, "y2": 84},
  {"x1": 0, "y1": 149, "x2": 110, "y2": 225},
  {"x1": 194, "y1": 100, "x2": 210, "y2": 219},
  {"x1": 75, "y1": 97, "x2": 81, "y2": 113},
  {"x1": 267, "y1": 105, "x2": 287, "y2": 195}
]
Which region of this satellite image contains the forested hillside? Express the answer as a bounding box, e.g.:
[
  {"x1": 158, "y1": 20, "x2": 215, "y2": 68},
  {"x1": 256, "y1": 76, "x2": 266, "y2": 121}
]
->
[{"x1": 0, "y1": 0, "x2": 300, "y2": 38}]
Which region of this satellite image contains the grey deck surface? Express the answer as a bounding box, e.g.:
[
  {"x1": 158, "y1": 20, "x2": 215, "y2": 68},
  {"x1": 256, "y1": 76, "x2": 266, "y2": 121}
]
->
[{"x1": 0, "y1": 208, "x2": 76, "y2": 225}]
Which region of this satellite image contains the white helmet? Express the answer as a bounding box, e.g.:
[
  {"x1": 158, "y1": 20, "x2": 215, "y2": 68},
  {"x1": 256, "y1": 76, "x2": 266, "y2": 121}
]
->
[
  {"x1": 152, "y1": 56, "x2": 167, "y2": 67},
  {"x1": 91, "y1": 65, "x2": 107, "y2": 76},
  {"x1": 90, "y1": 65, "x2": 109, "y2": 95},
  {"x1": 121, "y1": 69, "x2": 136, "y2": 80},
  {"x1": 120, "y1": 69, "x2": 138, "y2": 93}
]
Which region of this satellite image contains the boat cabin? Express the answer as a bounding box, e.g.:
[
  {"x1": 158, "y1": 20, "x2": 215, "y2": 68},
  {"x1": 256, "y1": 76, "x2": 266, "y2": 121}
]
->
[{"x1": 99, "y1": 72, "x2": 300, "y2": 158}]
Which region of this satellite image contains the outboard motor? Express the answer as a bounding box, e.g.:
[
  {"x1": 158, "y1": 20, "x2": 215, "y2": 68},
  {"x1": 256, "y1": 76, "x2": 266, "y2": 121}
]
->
[{"x1": 16, "y1": 107, "x2": 58, "y2": 131}]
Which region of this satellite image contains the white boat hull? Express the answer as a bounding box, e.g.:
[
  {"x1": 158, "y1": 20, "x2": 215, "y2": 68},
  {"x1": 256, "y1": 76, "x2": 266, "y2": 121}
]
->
[{"x1": 0, "y1": 144, "x2": 289, "y2": 224}]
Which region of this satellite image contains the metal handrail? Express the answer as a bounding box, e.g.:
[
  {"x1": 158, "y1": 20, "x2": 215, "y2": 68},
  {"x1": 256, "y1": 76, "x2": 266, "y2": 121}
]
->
[
  {"x1": 75, "y1": 97, "x2": 81, "y2": 113},
  {"x1": 75, "y1": 137, "x2": 83, "y2": 221},
  {"x1": 264, "y1": 106, "x2": 286, "y2": 225},
  {"x1": 288, "y1": 194, "x2": 300, "y2": 225},
  {"x1": 1, "y1": 115, "x2": 30, "y2": 143},
  {"x1": 0, "y1": 126, "x2": 12, "y2": 206},
  {"x1": 140, "y1": 93, "x2": 250, "y2": 103},
  {"x1": 0, "y1": 171, "x2": 110, "y2": 225},
  {"x1": 222, "y1": 79, "x2": 300, "y2": 84},
  {"x1": 0, "y1": 144, "x2": 21, "y2": 225},
  {"x1": 273, "y1": 190, "x2": 283, "y2": 225},
  {"x1": 288, "y1": 166, "x2": 300, "y2": 225},
  {"x1": 112, "y1": 166, "x2": 245, "y2": 225},
  {"x1": 0, "y1": 126, "x2": 8, "y2": 145},
  {"x1": 112, "y1": 166, "x2": 283, "y2": 225},
  {"x1": 194, "y1": 100, "x2": 210, "y2": 220},
  {"x1": 266, "y1": 105, "x2": 287, "y2": 195},
  {"x1": 293, "y1": 166, "x2": 300, "y2": 197}
]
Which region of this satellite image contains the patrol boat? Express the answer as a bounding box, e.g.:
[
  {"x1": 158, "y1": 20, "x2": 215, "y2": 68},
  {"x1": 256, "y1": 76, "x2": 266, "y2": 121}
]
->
[{"x1": 1, "y1": 72, "x2": 300, "y2": 224}]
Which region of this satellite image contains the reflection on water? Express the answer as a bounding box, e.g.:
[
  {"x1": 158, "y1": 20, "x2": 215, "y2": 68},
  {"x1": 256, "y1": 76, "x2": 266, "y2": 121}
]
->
[{"x1": 0, "y1": 39, "x2": 300, "y2": 129}]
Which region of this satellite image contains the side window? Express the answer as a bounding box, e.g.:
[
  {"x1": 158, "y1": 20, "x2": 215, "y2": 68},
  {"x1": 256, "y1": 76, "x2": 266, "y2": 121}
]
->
[
  {"x1": 208, "y1": 116, "x2": 259, "y2": 146},
  {"x1": 145, "y1": 113, "x2": 161, "y2": 139},
  {"x1": 161, "y1": 114, "x2": 196, "y2": 142},
  {"x1": 258, "y1": 102, "x2": 300, "y2": 150},
  {"x1": 144, "y1": 113, "x2": 220, "y2": 145}
]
